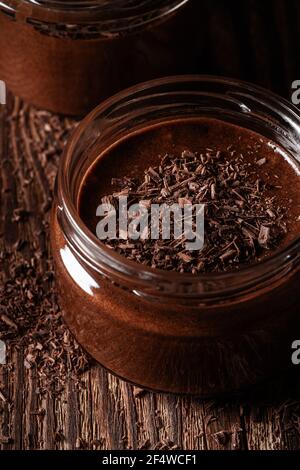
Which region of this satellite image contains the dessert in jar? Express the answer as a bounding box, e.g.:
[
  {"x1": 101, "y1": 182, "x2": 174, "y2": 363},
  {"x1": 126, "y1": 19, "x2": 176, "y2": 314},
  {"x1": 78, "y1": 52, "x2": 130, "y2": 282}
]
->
[
  {"x1": 51, "y1": 76, "x2": 300, "y2": 395},
  {"x1": 0, "y1": 0, "x2": 197, "y2": 115}
]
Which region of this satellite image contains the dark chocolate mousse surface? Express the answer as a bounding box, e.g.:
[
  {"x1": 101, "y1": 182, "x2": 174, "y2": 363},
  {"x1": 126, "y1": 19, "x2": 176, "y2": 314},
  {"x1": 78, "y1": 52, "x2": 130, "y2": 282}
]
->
[{"x1": 79, "y1": 118, "x2": 300, "y2": 273}]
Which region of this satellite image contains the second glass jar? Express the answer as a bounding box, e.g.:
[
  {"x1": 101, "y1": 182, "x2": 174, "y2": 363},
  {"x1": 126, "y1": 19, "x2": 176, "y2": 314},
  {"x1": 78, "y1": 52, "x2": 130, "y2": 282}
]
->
[{"x1": 0, "y1": 0, "x2": 199, "y2": 115}]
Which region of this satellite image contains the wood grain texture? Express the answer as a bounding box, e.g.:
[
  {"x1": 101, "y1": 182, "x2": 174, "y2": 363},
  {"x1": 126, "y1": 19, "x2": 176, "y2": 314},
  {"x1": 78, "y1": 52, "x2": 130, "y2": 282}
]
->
[{"x1": 1, "y1": 0, "x2": 300, "y2": 450}]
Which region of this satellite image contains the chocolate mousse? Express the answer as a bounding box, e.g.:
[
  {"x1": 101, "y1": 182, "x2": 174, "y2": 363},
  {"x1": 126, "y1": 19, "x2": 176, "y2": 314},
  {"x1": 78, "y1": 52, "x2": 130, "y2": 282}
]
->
[
  {"x1": 79, "y1": 118, "x2": 300, "y2": 271},
  {"x1": 0, "y1": 1, "x2": 198, "y2": 115}
]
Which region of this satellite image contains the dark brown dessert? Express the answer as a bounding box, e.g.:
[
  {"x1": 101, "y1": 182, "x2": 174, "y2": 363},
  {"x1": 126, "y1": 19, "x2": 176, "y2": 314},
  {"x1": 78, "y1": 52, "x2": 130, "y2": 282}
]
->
[
  {"x1": 0, "y1": 1, "x2": 198, "y2": 115},
  {"x1": 79, "y1": 118, "x2": 300, "y2": 271},
  {"x1": 51, "y1": 113, "x2": 300, "y2": 395}
]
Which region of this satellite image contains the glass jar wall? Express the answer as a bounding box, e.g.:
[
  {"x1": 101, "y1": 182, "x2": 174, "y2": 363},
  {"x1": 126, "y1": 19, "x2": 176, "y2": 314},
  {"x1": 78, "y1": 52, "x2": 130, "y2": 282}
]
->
[{"x1": 51, "y1": 76, "x2": 300, "y2": 395}]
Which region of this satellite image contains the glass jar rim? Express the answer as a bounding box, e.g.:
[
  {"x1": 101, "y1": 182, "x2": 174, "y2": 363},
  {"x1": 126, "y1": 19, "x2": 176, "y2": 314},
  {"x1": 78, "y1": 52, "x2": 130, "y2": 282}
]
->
[
  {"x1": 1, "y1": 0, "x2": 188, "y2": 31},
  {"x1": 57, "y1": 75, "x2": 300, "y2": 300}
]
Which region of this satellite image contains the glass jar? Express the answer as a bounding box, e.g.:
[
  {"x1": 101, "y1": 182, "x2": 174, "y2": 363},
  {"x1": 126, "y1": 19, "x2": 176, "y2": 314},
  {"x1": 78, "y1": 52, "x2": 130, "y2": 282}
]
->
[
  {"x1": 0, "y1": 0, "x2": 199, "y2": 115},
  {"x1": 51, "y1": 76, "x2": 300, "y2": 395}
]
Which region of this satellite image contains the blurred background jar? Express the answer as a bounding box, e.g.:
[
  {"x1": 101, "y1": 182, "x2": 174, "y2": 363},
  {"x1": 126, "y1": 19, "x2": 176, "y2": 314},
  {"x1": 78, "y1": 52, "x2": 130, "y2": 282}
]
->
[{"x1": 0, "y1": 0, "x2": 199, "y2": 115}]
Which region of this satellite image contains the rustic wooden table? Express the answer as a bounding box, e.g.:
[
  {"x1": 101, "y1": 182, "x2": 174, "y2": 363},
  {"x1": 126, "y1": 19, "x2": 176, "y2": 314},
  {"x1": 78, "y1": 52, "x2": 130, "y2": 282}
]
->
[{"x1": 1, "y1": 0, "x2": 300, "y2": 451}]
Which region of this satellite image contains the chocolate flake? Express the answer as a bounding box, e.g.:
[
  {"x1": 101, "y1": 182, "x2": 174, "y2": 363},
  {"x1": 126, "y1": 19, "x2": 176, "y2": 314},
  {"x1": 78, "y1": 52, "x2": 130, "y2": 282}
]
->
[
  {"x1": 256, "y1": 157, "x2": 267, "y2": 166},
  {"x1": 258, "y1": 225, "x2": 271, "y2": 248},
  {"x1": 99, "y1": 148, "x2": 287, "y2": 273}
]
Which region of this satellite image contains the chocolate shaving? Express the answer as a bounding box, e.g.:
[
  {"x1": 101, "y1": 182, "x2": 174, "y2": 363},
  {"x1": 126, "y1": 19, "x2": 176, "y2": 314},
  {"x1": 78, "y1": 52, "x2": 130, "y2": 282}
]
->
[
  {"x1": 258, "y1": 225, "x2": 271, "y2": 248},
  {"x1": 99, "y1": 148, "x2": 287, "y2": 273}
]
